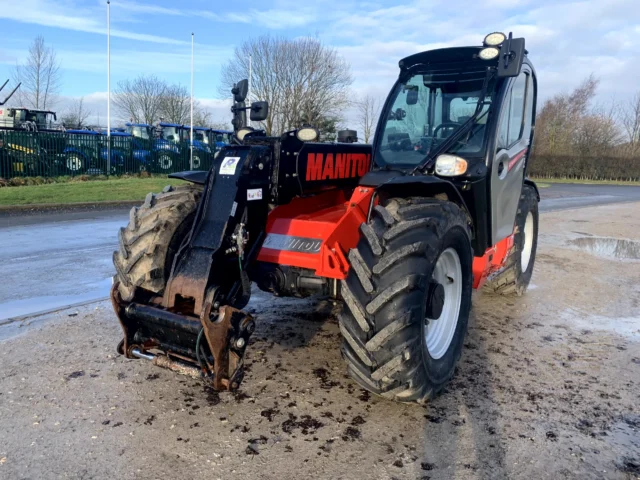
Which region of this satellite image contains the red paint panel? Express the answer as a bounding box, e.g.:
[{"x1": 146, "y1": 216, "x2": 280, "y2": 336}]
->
[
  {"x1": 257, "y1": 188, "x2": 374, "y2": 279},
  {"x1": 507, "y1": 147, "x2": 528, "y2": 172},
  {"x1": 472, "y1": 234, "x2": 514, "y2": 289}
]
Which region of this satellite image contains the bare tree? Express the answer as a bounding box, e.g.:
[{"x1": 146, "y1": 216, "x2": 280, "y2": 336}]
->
[
  {"x1": 621, "y1": 92, "x2": 640, "y2": 156},
  {"x1": 210, "y1": 121, "x2": 231, "y2": 131},
  {"x1": 192, "y1": 109, "x2": 213, "y2": 127},
  {"x1": 13, "y1": 36, "x2": 61, "y2": 109},
  {"x1": 60, "y1": 97, "x2": 91, "y2": 128},
  {"x1": 113, "y1": 75, "x2": 167, "y2": 125},
  {"x1": 534, "y1": 75, "x2": 600, "y2": 156},
  {"x1": 220, "y1": 35, "x2": 353, "y2": 135},
  {"x1": 356, "y1": 94, "x2": 381, "y2": 143},
  {"x1": 158, "y1": 84, "x2": 191, "y2": 124},
  {"x1": 574, "y1": 105, "x2": 621, "y2": 157}
]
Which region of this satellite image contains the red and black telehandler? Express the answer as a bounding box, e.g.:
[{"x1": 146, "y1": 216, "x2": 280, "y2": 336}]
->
[{"x1": 112, "y1": 32, "x2": 539, "y2": 404}]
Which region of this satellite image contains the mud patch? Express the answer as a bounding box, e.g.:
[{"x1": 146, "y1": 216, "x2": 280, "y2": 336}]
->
[{"x1": 568, "y1": 236, "x2": 640, "y2": 260}]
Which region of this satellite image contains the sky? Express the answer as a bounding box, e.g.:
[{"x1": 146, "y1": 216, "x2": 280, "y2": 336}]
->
[{"x1": 0, "y1": 0, "x2": 638, "y2": 128}]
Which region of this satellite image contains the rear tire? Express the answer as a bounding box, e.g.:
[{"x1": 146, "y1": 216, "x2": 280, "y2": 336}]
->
[
  {"x1": 484, "y1": 184, "x2": 538, "y2": 296},
  {"x1": 113, "y1": 184, "x2": 202, "y2": 301},
  {"x1": 339, "y1": 197, "x2": 473, "y2": 404}
]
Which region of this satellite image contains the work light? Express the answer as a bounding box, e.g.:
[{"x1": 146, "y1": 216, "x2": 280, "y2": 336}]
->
[
  {"x1": 479, "y1": 47, "x2": 500, "y2": 60},
  {"x1": 236, "y1": 126, "x2": 254, "y2": 141},
  {"x1": 484, "y1": 32, "x2": 506, "y2": 46},
  {"x1": 296, "y1": 127, "x2": 319, "y2": 142}
]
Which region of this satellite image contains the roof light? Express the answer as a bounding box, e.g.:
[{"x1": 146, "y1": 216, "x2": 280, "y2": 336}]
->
[
  {"x1": 296, "y1": 127, "x2": 319, "y2": 142},
  {"x1": 484, "y1": 32, "x2": 506, "y2": 46},
  {"x1": 479, "y1": 47, "x2": 500, "y2": 60},
  {"x1": 435, "y1": 154, "x2": 468, "y2": 176}
]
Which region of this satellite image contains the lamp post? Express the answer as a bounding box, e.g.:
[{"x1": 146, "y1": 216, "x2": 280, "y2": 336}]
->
[
  {"x1": 106, "y1": 0, "x2": 111, "y2": 173},
  {"x1": 190, "y1": 32, "x2": 194, "y2": 171}
]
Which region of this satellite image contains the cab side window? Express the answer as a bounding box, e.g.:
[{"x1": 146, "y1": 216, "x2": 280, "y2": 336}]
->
[{"x1": 497, "y1": 72, "x2": 529, "y2": 149}]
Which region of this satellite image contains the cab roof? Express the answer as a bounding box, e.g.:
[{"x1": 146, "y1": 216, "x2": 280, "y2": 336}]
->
[{"x1": 399, "y1": 46, "x2": 485, "y2": 70}]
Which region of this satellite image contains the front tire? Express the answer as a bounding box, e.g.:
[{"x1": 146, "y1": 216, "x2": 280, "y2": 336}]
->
[
  {"x1": 484, "y1": 184, "x2": 539, "y2": 296},
  {"x1": 339, "y1": 197, "x2": 473, "y2": 404},
  {"x1": 113, "y1": 184, "x2": 201, "y2": 301}
]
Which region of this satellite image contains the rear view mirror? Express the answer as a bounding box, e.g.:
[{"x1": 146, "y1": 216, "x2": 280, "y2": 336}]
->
[
  {"x1": 497, "y1": 36, "x2": 525, "y2": 78},
  {"x1": 406, "y1": 89, "x2": 419, "y2": 105},
  {"x1": 250, "y1": 101, "x2": 269, "y2": 122},
  {"x1": 232, "y1": 79, "x2": 248, "y2": 102}
]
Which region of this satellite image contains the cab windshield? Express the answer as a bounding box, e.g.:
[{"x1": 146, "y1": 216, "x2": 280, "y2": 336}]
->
[
  {"x1": 192, "y1": 131, "x2": 209, "y2": 143},
  {"x1": 162, "y1": 126, "x2": 181, "y2": 143},
  {"x1": 375, "y1": 67, "x2": 496, "y2": 168},
  {"x1": 128, "y1": 126, "x2": 150, "y2": 140},
  {"x1": 214, "y1": 133, "x2": 231, "y2": 144}
]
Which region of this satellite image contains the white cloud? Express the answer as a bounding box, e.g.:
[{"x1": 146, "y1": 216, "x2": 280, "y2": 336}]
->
[
  {"x1": 109, "y1": 1, "x2": 186, "y2": 17},
  {"x1": 320, "y1": 0, "x2": 640, "y2": 104},
  {"x1": 0, "y1": 0, "x2": 189, "y2": 45}
]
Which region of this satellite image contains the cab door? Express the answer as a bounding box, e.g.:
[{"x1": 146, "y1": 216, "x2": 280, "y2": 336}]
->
[{"x1": 490, "y1": 67, "x2": 535, "y2": 243}]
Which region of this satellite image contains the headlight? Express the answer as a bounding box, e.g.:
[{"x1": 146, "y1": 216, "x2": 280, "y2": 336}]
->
[
  {"x1": 479, "y1": 47, "x2": 500, "y2": 60},
  {"x1": 296, "y1": 127, "x2": 319, "y2": 142},
  {"x1": 435, "y1": 154, "x2": 468, "y2": 176},
  {"x1": 483, "y1": 32, "x2": 506, "y2": 46},
  {"x1": 237, "y1": 127, "x2": 254, "y2": 141}
]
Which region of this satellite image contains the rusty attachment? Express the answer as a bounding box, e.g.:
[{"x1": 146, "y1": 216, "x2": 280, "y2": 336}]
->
[{"x1": 200, "y1": 304, "x2": 254, "y2": 391}]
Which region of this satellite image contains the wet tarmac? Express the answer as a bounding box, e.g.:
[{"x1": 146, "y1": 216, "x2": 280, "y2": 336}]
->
[
  {"x1": 0, "y1": 183, "x2": 639, "y2": 321},
  {"x1": 0, "y1": 208, "x2": 128, "y2": 321}
]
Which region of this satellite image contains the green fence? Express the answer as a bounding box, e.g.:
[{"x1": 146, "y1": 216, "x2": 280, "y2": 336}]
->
[{"x1": 0, "y1": 130, "x2": 217, "y2": 178}]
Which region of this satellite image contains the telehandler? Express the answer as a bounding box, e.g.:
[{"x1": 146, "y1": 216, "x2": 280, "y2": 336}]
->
[{"x1": 112, "y1": 32, "x2": 539, "y2": 403}]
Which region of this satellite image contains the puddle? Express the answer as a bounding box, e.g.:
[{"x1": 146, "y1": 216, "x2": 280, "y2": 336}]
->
[
  {"x1": 568, "y1": 236, "x2": 640, "y2": 260},
  {"x1": 0, "y1": 277, "x2": 112, "y2": 322},
  {"x1": 561, "y1": 309, "x2": 640, "y2": 339}
]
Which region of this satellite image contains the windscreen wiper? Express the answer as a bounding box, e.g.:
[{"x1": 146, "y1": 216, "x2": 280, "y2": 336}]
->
[{"x1": 410, "y1": 67, "x2": 495, "y2": 175}]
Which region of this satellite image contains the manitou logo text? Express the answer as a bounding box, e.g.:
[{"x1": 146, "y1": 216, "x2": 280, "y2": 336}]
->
[{"x1": 306, "y1": 152, "x2": 371, "y2": 181}]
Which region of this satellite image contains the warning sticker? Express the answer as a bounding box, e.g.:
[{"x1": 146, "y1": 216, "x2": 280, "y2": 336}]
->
[
  {"x1": 219, "y1": 157, "x2": 241, "y2": 175},
  {"x1": 247, "y1": 188, "x2": 263, "y2": 201}
]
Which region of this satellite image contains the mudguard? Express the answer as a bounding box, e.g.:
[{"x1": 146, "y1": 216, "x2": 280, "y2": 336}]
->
[
  {"x1": 359, "y1": 170, "x2": 469, "y2": 212},
  {"x1": 524, "y1": 178, "x2": 540, "y2": 201},
  {"x1": 169, "y1": 170, "x2": 208, "y2": 185}
]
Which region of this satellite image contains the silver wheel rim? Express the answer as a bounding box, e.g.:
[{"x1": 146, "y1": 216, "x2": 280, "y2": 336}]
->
[
  {"x1": 193, "y1": 155, "x2": 201, "y2": 169},
  {"x1": 159, "y1": 154, "x2": 172, "y2": 170},
  {"x1": 521, "y1": 212, "x2": 534, "y2": 272},
  {"x1": 66, "y1": 155, "x2": 82, "y2": 171},
  {"x1": 425, "y1": 247, "x2": 462, "y2": 360}
]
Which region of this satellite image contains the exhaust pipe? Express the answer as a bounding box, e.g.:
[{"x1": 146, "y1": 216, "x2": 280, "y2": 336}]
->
[{"x1": 131, "y1": 347, "x2": 203, "y2": 380}]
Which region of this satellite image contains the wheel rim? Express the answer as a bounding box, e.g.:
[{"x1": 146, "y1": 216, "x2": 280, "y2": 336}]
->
[
  {"x1": 521, "y1": 212, "x2": 534, "y2": 272},
  {"x1": 159, "y1": 154, "x2": 172, "y2": 170},
  {"x1": 425, "y1": 247, "x2": 463, "y2": 360},
  {"x1": 192, "y1": 155, "x2": 201, "y2": 169},
  {"x1": 66, "y1": 155, "x2": 82, "y2": 171}
]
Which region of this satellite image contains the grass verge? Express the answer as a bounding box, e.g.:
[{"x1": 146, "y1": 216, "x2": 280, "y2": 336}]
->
[{"x1": 0, "y1": 177, "x2": 186, "y2": 206}]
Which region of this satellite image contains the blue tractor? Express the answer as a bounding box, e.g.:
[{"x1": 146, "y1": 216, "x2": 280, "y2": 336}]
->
[
  {"x1": 62, "y1": 129, "x2": 151, "y2": 174},
  {"x1": 210, "y1": 129, "x2": 233, "y2": 153},
  {"x1": 184, "y1": 125, "x2": 215, "y2": 170},
  {"x1": 126, "y1": 122, "x2": 180, "y2": 172},
  {"x1": 106, "y1": 131, "x2": 154, "y2": 173}
]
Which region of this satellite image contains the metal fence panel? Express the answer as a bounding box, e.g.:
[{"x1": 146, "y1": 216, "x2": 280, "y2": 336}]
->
[{"x1": 0, "y1": 130, "x2": 216, "y2": 178}]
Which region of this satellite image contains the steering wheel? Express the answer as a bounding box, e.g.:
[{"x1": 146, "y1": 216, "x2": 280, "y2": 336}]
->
[{"x1": 433, "y1": 122, "x2": 460, "y2": 139}]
